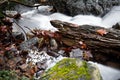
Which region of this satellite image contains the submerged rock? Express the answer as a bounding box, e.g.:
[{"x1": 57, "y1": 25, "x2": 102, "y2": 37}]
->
[{"x1": 40, "y1": 58, "x2": 102, "y2": 80}]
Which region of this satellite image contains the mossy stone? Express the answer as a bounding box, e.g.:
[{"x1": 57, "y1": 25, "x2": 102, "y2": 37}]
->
[{"x1": 40, "y1": 58, "x2": 102, "y2": 80}]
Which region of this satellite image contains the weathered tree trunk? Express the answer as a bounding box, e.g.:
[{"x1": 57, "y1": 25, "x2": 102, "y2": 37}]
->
[{"x1": 50, "y1": 20, "x2": 120, "y2": 68}]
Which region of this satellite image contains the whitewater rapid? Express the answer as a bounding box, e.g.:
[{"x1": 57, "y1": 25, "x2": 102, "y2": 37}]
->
[{"x1": 13, "y1": 5, "x2": 120, "y2": 80}]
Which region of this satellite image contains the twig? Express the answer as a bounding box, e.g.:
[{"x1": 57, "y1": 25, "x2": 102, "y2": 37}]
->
[
  {"x1": 13, "y1": 19, "x2": 28, "y2": 40},
  {"x1": 24, "y1": 26, "x2": 33, "y2": 32}
]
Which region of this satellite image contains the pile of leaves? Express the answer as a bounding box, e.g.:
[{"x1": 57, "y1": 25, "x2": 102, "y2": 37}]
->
[
  {"x1": 30, "y1": 29, "x2": 92, "y2": 59},
  {"x1": 0, "y1": 17, "x2": 40, "y2": 80}
]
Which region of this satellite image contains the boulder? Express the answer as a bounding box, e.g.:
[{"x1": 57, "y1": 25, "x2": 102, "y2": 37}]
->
[
  {"x1": 48, "y1": 0, "x2": 120, "y2": 16},
  {"x1": 40, "y1": 58, "x2": 102, "y2": 80}
]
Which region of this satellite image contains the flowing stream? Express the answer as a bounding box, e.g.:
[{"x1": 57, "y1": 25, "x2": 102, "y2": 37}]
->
[{"x1": 14, "y1": 5, "x2": 120, "y2": 80}]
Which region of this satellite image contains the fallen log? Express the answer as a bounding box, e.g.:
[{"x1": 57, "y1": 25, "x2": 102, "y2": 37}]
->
[{"x1": 50, "y1": 20, "x2": 120, "y2": 68}]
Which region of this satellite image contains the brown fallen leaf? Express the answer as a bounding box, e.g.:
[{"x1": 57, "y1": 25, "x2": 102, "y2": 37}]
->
[
  {"x1": 29, "y1": 68, "x2": 35, "y2": 76},
  {"x1": 7, "y1": 60, "x2": 16, "y2": 69},
  {"x1": 79, "y1": 41, "x2": 87, "y2": 49},
  {"x1": 96, "y1": 29, "x2": 107, "y2": 36},
  {"x1": 33, "y1": 65, "x2": 38, "y2": 72},
  {"x1": 19, "y1": 64, "x2": 28, "y2": 71}
]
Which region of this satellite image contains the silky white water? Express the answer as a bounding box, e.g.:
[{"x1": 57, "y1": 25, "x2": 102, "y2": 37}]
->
[
  {"x1": 89, "y1": 61, "x2": 120, "y2": 80},
  {"x1": 14, "y1": 6, "x2": 120, "y2": 33},
  {"x1": 14, "y1": 5, "x2": 120, "y2": 80},
  {"x1": 102, "y1": 6, "x2": 120, "y2": 27}
]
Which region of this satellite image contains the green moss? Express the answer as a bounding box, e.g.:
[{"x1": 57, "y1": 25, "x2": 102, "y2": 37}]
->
[
  {"x1": 0, "y1": 70, "x2": 18, "y2": 80},
  {"x1": 41, "y1": 58, "x2": 91, "y2": 80},
  {"x1": 0, "y1": 70, "x2": 30, "y2": 80}
]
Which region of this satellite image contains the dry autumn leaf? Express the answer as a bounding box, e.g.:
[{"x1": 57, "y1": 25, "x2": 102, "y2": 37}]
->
[
  {"x1": 79, "y1": 41, "x2": 87, "y2": 49},
  {"x1": 29, "y1": 68, "x2": 35, "y2": 76},
  {"x1": 96, "y1": 29, "x2": 107, "y2": 36}
]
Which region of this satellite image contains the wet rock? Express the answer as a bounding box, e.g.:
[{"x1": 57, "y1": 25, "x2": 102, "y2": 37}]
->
[
  {"x1": 36, "y1": 61, "x2": 47, "y2": 70},
  {"x1": 19, "y1": 37, "x2": 39, "y2": 51},
  {"x1": 112, "y1": 23, "x2": 120, "y2": 30},
  {"x1": 58, "y1": 50, "x2": 65, "y2": 56},
  {"x1": 35, "y1": 70, "x2": 44, "y2": 79},
  {"x1": 69, "y1": 48, "x2": 83, "y2": 58},
  {"x1": 49, "y1": 0, "x2": 120, "y2": 16},
  {"x1": 12, "y1": 32, "x2": 24, "y2": 41},
  {"x1": 47, "y1": 50, "x2": 59, "y2": 57},
  {"x1": 41, "y1": 58, "x2": 102, "y2": 80},
  {"x1": 50, "y1": 38, "x2": 58, "y2": 50},
  {"x1": 67, "y1": 0, "x2": 103, "y2": 16},
  {"x1": 48, "y1": 0, "x2": 70, "y2": 15}
]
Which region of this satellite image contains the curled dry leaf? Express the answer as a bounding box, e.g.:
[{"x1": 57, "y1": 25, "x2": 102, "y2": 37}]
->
[
  {"x1": 79, "y1": 41, "x2": 87, "y2": 49},
  {"x1": 32, "y1": 29, "x2": 61, "y2": 39},
  {"x1": 0, "y1": 26, "x2": 7, "y2": 32},
  {"x1": 96, "y1": 29, "x2": 107, "y2": 36},
  {"x1": 83, "y1": 51, "x2": 92, "y2": 61}
]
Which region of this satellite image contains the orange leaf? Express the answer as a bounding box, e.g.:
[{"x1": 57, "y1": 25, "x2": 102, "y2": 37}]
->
[
  {"x1": 81, "y1": 43, "x2": 87, "y2": 49},
  {"x1": 96, "y1": 29, "x2": 107, "y2": 36},
  {"x1": 29, "y1": 68, "x2": 35, "y2": 76},
  {"x1": 79, "y1": 41, "x2": 87, "y2": 49}
]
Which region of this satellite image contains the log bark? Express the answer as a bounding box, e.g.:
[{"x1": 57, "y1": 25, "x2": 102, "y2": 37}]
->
[{"x1": 50, "y1": 20, "x2": 120, "y2": 68}]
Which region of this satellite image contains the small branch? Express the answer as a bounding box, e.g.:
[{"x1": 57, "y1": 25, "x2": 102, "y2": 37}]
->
[{"x1": 13, "y1": 19, "x2": 27, "y2": 41}]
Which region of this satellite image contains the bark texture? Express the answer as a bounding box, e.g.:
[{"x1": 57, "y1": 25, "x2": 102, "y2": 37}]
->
[{"x1": 50, "y1": 20, "x2": 120, "y2": 68}]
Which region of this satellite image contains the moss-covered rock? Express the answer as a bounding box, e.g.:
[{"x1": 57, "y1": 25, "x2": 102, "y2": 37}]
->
[{"x1": 40, "y1": 58, "x2": 102, "y2": 80}]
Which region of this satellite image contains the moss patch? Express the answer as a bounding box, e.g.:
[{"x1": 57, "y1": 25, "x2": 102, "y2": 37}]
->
[
  {"x1": 0, "y1": 70, "x2": 30, "y2": 80},
  {"x1": 41, "y1": 58, "x2": 91, "y2": 80}
]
